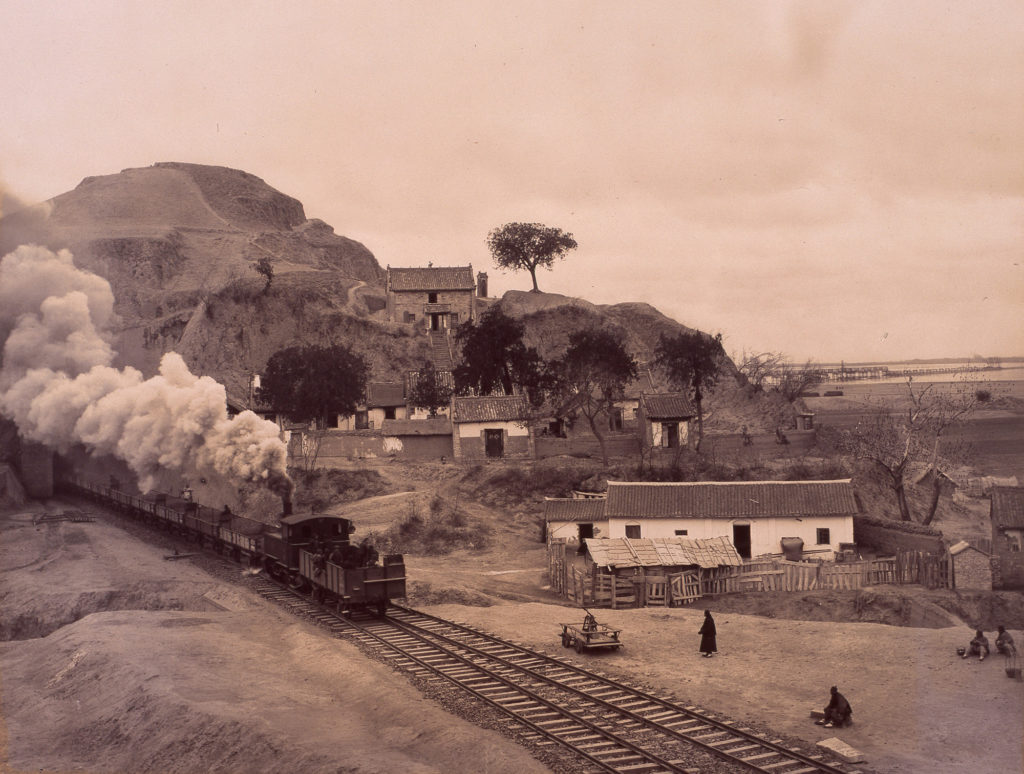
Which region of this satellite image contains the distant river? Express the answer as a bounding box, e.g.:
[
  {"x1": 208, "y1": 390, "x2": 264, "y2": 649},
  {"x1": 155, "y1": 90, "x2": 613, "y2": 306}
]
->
[{"x1": 814, "y1": 362, "x2": 1024, "y2": 384}]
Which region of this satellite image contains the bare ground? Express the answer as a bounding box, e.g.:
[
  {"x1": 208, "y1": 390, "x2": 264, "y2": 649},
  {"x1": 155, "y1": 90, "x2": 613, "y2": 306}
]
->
[{"x1": 3, "y1": 424, "x2": 1024, "y2": 773}]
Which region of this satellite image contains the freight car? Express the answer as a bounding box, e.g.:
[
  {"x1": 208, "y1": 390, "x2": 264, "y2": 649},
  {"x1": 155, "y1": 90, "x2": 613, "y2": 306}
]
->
[{"x1": 59, "y1": 474, "x2": 405, "y2": 615}]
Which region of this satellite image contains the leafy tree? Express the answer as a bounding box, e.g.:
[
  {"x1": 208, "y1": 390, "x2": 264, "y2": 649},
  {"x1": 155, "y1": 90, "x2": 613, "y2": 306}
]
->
[
  {"x1": 407, "y1": 360, "x2": 453, "y2": 418},
  {"x1": 487, "y1": 222, "x2": 577, "y2": 293},
  {"x1": 258, "y1": 344, "x2": 368, "y2": 429},
  {"x1": 453, "y1": 307, "x2": 549, "y2": 404},
  {"x1": 251, "y1": 257, "x2": 274, "y2": 293},
  {"x1": 552, "y1": 327, "x2": 637, "y2": 467},
  {"x1": 654, "y1": 331, "x2": 726, "y2": 451}
]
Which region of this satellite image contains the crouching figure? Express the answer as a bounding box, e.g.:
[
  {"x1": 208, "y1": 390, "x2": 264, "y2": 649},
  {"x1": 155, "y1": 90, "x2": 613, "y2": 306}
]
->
[
  {"x1": 816, "y1": 686, "x2": 852, "y2": 729},
  {"x1": 962, "y1": 630, "x2": 990, "y2": 661}
]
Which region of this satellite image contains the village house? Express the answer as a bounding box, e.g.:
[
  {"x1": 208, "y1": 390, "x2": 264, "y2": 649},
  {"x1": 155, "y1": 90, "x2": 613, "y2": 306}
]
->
[
  {"x1": 450, "y1": 394, "x2": 534, "y2": 459},
  {"x1": 544, "y1": 496, "x2": 608, "y2": 547},
  {"x1": 336, "y1": 382, "x2": 407, "y2": 430},
  {"x1": 547, "y1": 479, "x2": 858, "y2": 559},
  {"x1": 385, "y1": 264, "x2": 483, "y2": 331},
  {"x1": 991, "y1": 485, "x2": 1024, "y2": 589},
  {"x1": 636, "y1": 393, "x2": 695, "y2": 451}
]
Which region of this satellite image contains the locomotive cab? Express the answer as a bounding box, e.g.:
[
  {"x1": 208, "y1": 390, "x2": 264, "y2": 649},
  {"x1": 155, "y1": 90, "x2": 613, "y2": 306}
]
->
[{"x1": 262, "y1": 512, "x2": 354, "y2": 577}]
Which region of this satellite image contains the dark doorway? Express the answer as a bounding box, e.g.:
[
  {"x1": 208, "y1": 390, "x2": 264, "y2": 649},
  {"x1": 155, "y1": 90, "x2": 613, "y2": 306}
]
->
[
  {"x1": 430, "y1": 314, "x2": 441, "y2": 331},
  {"x1": 662, "y1": 422, "x2": 679, "y2": 448},
  {"x1": 733, "y1": 524, "x2": 751, "y2": 559},
  {"x1": 485, "y1": 429, "x2": 504, "y2": 458},
  {"x1": 577, "y1": 523, "x2": 594, "y2": 554}
]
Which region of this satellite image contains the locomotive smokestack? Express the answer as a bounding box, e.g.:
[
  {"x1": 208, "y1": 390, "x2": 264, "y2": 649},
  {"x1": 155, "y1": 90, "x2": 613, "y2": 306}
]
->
[{"x1": 282, "y1": 494, "x2": 293, "y2": 517}]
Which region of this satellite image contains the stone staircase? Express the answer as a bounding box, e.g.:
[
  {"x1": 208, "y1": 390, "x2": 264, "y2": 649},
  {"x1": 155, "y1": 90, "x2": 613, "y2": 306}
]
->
[{"x1": 428, "y1": 330, "x2": 454, "y2": 370}]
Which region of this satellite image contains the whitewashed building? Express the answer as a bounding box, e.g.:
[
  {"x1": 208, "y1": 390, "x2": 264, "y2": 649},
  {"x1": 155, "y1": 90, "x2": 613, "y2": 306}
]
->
[{"x1": 549, "y1": 479, "x2": 857, "y2": 560}]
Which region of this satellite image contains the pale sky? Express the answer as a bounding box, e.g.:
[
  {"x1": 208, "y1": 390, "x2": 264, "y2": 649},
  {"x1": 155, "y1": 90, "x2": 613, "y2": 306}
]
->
[{"x1": 1, "y1": 0, "x2": 1021, "y2": 362}]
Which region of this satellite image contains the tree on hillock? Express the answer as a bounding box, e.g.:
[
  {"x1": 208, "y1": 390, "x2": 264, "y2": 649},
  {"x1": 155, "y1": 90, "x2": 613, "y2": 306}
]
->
[
  {"x1": 453, "y1": 307, "x2": 550, "y2": 404},
  {"x1": 654, "y1": 331, "x2": 726, "y2": 451},
  {"x1": 551, "y1": 327, "x2": 637, "y2": 467},
  {"x1": 487, "y1": 222, "x2": 577, "y2": 293}
]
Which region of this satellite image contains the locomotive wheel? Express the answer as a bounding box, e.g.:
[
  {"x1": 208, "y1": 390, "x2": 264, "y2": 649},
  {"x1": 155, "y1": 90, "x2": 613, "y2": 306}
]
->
[
  {"x1": 561, "y1": 633, "x2": 572, "y2": 648},
  {"x1": 376, "y1": 600, "x2": 388, "y2": 617}
]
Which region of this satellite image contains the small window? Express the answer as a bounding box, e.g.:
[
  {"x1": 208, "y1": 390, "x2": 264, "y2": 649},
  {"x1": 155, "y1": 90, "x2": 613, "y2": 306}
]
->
[
  {"x1": 428, "y1": 292, "x2": 438, "y2": 303},
  {"x1": 403, "y1": 311, "x2": 416, "y2": 323},
  {"x1": 674, "y1": 529, "x2": 688, "y2": 536},
  {"x1": 816, "y1": 528, "x2": 830, "y2": 545},
  {"x1": 384, "y1": 407, "x2": 396, "y2": 420},
  {"x1": 625, "y1": 524, "x2": 641, "y2": 539}
]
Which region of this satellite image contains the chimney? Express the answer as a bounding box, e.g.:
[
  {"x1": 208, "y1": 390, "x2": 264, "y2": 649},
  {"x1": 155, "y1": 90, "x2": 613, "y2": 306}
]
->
[
  {"x1": 477, "y1": 272, "x2": 488, "y2": 298},
  {"x1": 282, "y1": 494, "x2": 293, "y2": 517}
]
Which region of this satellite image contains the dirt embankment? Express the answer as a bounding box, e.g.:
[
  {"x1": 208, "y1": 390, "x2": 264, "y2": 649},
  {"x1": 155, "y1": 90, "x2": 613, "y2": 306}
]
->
[{"x1": 0, "y1": 503, "x2": 552, "y2": 774}]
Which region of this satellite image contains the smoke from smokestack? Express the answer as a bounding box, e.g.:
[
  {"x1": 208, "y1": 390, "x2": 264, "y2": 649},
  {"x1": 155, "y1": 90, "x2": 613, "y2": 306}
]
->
[{"x1": 0, "y1": 244, "x2": 291, "y2": 493}]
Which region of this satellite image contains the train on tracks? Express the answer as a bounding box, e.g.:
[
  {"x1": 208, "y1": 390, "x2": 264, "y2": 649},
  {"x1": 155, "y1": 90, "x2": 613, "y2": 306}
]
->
[{"x1": 59, "y1": 474, "x2": 406, "y2": 615}]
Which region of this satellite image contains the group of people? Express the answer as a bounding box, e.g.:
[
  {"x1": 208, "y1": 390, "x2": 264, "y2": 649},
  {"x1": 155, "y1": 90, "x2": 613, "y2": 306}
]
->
[
  {"x1": 308, "y1": 535, "x2": 380, "y2": 576},
  {"x1": 696, "y1": 609, "x2": 855, "y2": 729},
  {"x1": 961, "y1": 625, "x2": 1016, "y2": 661}
]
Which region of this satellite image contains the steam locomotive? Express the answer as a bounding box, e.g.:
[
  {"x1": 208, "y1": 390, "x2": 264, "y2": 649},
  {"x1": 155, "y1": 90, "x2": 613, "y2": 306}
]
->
[{"x1": 58, "y1": 475, "x2": 406, "y2": 615}]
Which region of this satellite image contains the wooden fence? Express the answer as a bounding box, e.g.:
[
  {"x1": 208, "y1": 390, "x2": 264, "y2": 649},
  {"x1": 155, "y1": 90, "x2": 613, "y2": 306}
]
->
[{"x1": 547, "y1": 539, "x2": 951, "y2": 609}]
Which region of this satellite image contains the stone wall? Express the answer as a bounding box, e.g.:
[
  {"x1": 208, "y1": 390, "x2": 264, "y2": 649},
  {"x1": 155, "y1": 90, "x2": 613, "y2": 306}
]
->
[
  {"x1": 953, "y1": 549, "x2": 993, "y2": 590},
  {"x1": 854, "y1": 518, "x2": 945, "y2": 555}
]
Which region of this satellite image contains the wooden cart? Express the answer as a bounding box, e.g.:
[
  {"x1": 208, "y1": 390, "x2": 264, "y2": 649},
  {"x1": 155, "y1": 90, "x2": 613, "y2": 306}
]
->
[{"x1": 559, "y1": 611, "x2": 622, "y2": 654}]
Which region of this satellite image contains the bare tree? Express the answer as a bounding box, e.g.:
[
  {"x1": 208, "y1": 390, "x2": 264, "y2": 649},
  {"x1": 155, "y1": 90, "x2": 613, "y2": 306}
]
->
[
  {"x1": 837, "y1": 375, "x2": 989, "y2": 523},
  {"x1": 739, "y1": 351, "x2": 822, "y2": 401}
]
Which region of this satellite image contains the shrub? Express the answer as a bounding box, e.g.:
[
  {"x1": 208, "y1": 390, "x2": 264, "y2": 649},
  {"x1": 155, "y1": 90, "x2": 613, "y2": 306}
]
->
[{"x1": 369, "y1": 497, "x2": 491, "y2": 556}]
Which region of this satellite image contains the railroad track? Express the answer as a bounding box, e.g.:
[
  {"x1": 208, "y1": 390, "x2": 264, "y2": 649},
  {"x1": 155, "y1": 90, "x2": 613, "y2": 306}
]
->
[{"x1": 253, "y1": 578, "x2": 859, "y2": 774}]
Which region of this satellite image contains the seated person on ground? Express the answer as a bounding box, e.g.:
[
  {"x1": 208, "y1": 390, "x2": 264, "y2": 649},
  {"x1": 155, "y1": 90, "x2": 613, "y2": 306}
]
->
[
  {"x1": 816, "y1": 686, "x2": 852, "y2": 728},
  {"x1": 963, "y1": 629, "x2": 990, "y2": 660},
  {"x1": 995, "y1": 626, "x2": 1016, "y2": 656}
]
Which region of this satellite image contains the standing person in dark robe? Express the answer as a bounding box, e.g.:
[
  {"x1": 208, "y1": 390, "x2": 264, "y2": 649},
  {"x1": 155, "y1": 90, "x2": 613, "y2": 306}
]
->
[
  {"x1": 698, "y1": 609, "x2": 717, "y2": 657},
  {"x1": 816, "y1": 686, "x2": 852, "y2": 728}
]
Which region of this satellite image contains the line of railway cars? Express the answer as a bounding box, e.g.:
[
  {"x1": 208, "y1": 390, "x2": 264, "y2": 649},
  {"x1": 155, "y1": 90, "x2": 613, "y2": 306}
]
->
[{"x1": 59, "y1": 474, "x2": 406, "y2": 615}]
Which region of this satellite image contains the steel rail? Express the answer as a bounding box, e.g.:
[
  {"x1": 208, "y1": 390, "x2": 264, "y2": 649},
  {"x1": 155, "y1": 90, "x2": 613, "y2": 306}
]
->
[
  {"x1": 255, "y1": 577, "x2": 689, "y2": 774},
  {"x1": 387, "y1": 605, "x2": 852, "y2": 774}
]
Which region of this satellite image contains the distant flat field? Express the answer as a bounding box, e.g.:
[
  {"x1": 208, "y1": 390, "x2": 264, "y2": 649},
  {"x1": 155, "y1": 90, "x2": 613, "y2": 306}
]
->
[{"x1": 808, "y1": 379, "x2": 1024, "y2": 479}]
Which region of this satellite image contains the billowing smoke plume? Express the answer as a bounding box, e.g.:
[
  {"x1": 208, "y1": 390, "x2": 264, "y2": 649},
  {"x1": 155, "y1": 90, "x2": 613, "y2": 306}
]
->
[{"x1": 0, "y1": 244, "x2": 291, "y2": 495}]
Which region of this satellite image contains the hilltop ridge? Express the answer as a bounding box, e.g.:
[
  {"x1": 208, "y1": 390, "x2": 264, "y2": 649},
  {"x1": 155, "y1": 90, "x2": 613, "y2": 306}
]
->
[{"x1": 0, "y1": 163, "x2": 725, "y2": 399}]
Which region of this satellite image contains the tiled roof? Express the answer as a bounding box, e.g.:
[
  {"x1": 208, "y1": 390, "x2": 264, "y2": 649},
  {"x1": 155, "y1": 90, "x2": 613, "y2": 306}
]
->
[
  {"x1": 604, "y1": 479, "x2": 858, "y2": 519},
  {"x1": 405, "y1": 369, "x2": 455, "y2": 392},
  {"x1": 366, "y1": 382, "x2": 406, "y2": 407},
  {"x1": 387, "y1": 266, "x2": 475, "y2": 291},
  {"x1": 585, "y1": 536, "x2": 743, "y2": 569},
  {"x1": 991, "y1": 486, "x2": 1024, "y2": 529},
  {"x1": 381, "y1": 418, "x2": 452, "y2": 436},
  {"x1": 640, "y1": 392, "x2": 694, "y2": 419},
  {"x1": 544, "y1": 497, "x2": 607, "y2": 522},
  {"x1": 451, "y1": 395, "x2": 530, "y2": 423}
]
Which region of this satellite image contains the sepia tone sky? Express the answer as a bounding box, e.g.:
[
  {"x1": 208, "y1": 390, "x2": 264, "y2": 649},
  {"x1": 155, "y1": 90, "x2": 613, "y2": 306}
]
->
[{"x1": 1, "y1": 0, "x2": 1021, "y2": 362}]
